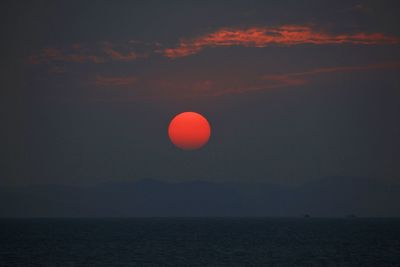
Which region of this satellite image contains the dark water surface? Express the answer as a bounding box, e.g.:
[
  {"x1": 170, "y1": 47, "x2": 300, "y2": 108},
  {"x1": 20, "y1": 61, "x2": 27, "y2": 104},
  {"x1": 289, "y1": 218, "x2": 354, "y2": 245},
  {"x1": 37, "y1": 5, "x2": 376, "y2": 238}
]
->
[{"x1": 0, "y1": 218, "x2": 399, "y2": 266}]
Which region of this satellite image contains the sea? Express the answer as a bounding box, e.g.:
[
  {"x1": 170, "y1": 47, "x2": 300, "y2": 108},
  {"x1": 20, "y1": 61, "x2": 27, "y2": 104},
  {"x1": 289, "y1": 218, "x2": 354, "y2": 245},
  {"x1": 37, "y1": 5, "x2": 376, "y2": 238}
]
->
[{"x1": 0, "y1": 218, "x2": 399, "y2": 266}]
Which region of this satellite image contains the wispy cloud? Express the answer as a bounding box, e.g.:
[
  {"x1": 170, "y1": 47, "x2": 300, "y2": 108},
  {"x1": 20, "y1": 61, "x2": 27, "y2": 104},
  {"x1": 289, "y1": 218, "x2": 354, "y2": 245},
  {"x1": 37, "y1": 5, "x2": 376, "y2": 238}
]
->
[
  {"x1": 88, "y1": 61, "x2": 400, "y2": 99},
  {"x1": 27, "y1": 47, "x2": 104, "y2": 64},
  {"x1": 27, "y1": 41, "x2": 154, "y2": 65},
  {"x1": 103, "y1": 47, "x2": 140, "y2": 61},
  {"x1": 102, "y1": 42, "x2": 149, "y2": 61},
  {"x1": 27, "y1": 25, "x2": 400, "y2": 64},
  {"x1": 163, "y1": 25, "x2": 400, "y2": 58},
  {"x1": 350, "y1": 3, "x2": 373, "y2": 14},
  {"x1": 212, "y1": 61, "x2": 400, "y2": 96},
  {"x1": 262, "y1": 61, "x2": 400, "y2": 82},
  {"x1": 92, "y1": 74, "x2": 138, "y2": 87},
  {"x1": 48, "y1": 66, "x2": 67, "y2": 74}
]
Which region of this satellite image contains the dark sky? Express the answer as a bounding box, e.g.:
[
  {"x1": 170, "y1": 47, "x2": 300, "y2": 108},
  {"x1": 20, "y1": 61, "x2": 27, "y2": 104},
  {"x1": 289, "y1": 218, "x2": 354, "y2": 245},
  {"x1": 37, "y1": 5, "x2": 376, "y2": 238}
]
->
[{"x1": 1, "y1": 0, "x2": 400, "y2": 186}]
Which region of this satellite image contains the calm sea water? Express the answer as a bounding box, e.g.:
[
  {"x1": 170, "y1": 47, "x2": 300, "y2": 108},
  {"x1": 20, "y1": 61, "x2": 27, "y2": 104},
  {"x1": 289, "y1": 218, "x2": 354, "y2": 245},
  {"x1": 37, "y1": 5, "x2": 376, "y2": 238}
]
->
[{"x1": 0, "y1": 218, "x2": 399, "y2": 266}]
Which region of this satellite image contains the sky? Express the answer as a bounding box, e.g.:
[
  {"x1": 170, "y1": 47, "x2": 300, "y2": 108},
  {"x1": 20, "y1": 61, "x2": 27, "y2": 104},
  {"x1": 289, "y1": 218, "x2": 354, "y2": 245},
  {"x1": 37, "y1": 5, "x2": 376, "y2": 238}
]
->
[{"x1": 1, "y1": 0, "x2": 400, "y2": 186}]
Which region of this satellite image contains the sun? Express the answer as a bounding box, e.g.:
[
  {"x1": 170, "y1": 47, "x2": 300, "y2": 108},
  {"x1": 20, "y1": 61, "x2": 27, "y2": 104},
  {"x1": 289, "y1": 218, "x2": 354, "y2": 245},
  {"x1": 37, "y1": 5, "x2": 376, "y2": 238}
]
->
[{"x1": 168, "y1": 112, "x2": 211, "y2": 150}]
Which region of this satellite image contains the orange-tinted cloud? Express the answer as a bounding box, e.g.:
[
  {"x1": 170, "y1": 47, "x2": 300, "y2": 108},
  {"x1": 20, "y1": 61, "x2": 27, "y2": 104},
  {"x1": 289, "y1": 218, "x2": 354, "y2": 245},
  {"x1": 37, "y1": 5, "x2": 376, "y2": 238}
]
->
[
  {"x1": 27, "y1": 26, "x2": 400, "y2": 64},
  {"x1": 103, "y1": 47, "x2": 139, "y2": 61},
  {"x1": 92, "y1": 74, "x2": 137, "y2": 87},
  {"x1": 102, "y1": 42, "x2": 149, "y2": 61},
  {"x1": 164, "y1": 26, "x2": 400, "y2": 58}
]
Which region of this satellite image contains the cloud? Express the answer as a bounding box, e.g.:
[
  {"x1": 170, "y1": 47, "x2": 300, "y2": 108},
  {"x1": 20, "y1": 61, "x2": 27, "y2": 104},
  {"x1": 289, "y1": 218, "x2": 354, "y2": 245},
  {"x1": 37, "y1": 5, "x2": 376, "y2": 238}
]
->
[
  {"x1": 102, "y1": 42, "x2": 149, "y2": 61},
  {"x1": 92, "y1": 74, "x2": 138, "y2": 87},
  {"x1": 212, "y1": 61, "x2": 400, "y2": 96},
  {"x1": 350, "y1": 3, "x2": 373, "y2": 14},
  {"x1": 48, "y1": 66, "x2": 67, "y2": 74},
  {"x1": 261, "y1": 61, "x2": 400, "y2": 83},
  {"x1": 88, "y1": 61, "x2": 400, "y2": 100},
  {"x1": 27, "y1": 47, "x2": 105, "y2": 64},
  {"x1": 27, "y1": 25, "x2": 400, "y2": 65},
  {"x1": 163, "y1": 25, "x2": 400, "y2": 58},
  {"x1": 27, "y1": 42, "x2": 153, "y2": 65},
  {"x1": 103, "y1": 47, "x2": 140, "y2": 61}
]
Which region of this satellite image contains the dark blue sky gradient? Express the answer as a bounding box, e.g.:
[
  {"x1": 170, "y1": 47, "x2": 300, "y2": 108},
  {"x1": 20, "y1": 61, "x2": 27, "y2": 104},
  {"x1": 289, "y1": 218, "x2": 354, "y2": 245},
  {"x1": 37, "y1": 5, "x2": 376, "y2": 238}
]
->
[{"x1": 1, "y1": 0, "x2": 400, "y2": 186}]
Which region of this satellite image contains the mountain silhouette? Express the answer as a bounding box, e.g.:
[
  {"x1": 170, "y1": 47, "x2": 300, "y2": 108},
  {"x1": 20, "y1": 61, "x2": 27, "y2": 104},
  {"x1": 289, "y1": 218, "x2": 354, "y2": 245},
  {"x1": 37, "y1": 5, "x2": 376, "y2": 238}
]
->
[{"x1": 1, "y1": 177, "x2": 399, "y2": 217}]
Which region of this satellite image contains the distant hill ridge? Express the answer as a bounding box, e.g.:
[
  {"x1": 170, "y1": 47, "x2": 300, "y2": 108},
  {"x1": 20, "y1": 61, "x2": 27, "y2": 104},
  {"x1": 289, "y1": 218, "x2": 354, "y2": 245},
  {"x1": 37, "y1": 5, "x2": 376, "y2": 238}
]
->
[{"x1": 1, "y1": 177, "x2": 399, "y2": 217}]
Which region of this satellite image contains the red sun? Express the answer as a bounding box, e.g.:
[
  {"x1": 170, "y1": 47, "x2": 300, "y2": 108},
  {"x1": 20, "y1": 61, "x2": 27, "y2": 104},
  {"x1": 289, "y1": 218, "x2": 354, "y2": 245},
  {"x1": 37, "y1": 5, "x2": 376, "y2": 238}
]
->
[{"x1": 168, "y1": 112, "x2": 211, "y2": 150}]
